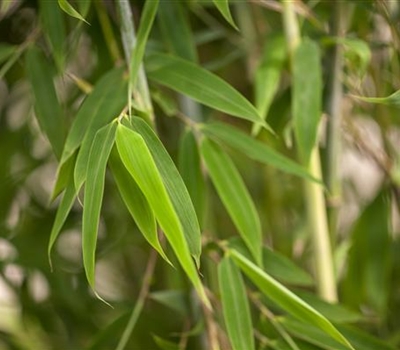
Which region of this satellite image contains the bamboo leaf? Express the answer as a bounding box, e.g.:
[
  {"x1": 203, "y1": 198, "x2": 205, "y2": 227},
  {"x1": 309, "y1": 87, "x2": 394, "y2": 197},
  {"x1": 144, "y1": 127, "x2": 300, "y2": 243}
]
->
[
  {"x1": 200, "y1": 122, "x2": 320, "y2": 183},
  {"x1": 25, "y1": 46, "x2": 65, "y2": 159},
  {"x1": 82, "y1": 122, "x2": 117, "y2": 287},
  {"x1": 132, "y1": 117, "x2": 202, "y2": 265},
  {"x1": 292, "y1": 39, "x2": 322, "y2": 164},
  {"x1": 58, "y1": 0, "x2": 89, "y2": 24},
  {"x1": 201, "y1": 138, "x2": 262, "y2": 265},
  {"x1": 178, "y1": 129, "x2": 206, "y2": 228},
  {"x1": 48, "y1": 176, "x2": 76, "y2": 265},
  {"x1": 129, "y1": 0, "x2": 158, "y2": 89},
  {"x1": 212, "y1": 0, "x2": 238, "y2": 30},
  {"x1": 218, "y1": 257, "x2": 255, "y2": 350},
  {"x1": 352, "y1": 90, "x2": 400, "y2": 107},
  {"x1": 40, "y1": 0, "x2": 66, "y2": 70},
  {"x1": 115, "y1": 124, "x2": 209, "y2": 307},
  {"x1": 253, "y1": 35, "x2": 286, "y2": 135},
  {"x1": 229, "y1": 249, "x2": 354, "y2": 350},
  {"x1": 146, "y1": 53, "x2": 267, "y2": 127},
  {"x1": 51, "y1": 153, "x2": 76, "y2": 201},
  {"x1": 109, "y1": 149, "x2": 171, "y2": 265}
]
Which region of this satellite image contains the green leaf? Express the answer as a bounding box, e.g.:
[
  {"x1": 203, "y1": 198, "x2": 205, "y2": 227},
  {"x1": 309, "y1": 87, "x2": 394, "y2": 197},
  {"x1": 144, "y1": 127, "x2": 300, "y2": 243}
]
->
[
  {"x1": 129, "y1": 0, "x2": 158, "y2": 90},
  {"x1": 212, "y1": 0, "x2": 238, "y2": 30},
  {"x1": 178, "y1": 129, "x2": 206, "y2": 228},
  {"x1": 146, "y1": 53, "x2": 266, "y2": 126},
  {"x1": 352, "y1": 90, "x2": 400, "y2": 107},
  {"x1": 153, "y1": 335, "x2": 180, "y2": 350},
  {"x1": 132, "y1": 117, "x2": 202, "y2": 265},
  {"x1": 201, "y1": 138, "x2": 262, "y2": 265},
  {"x1": 115, "y1": 124, "x2": 209, "y2": 307},
  {"x1": 341, "y1": 38, "x2": 371, "y2": 75},
  {"x1": 61, "y1": 68, "x2": 127, "y2": 190},
  {"x1": 0, "y1": 43, "x2": 16, "y2": 65},
  {"x1": 51, "y1": 154, "x2": 76, "y2": 201},
  {"x1": 292, "y1": 39, "x2": 322, "y2": 164},
  {"x1": 40, "y1": 0, "x2": 66, "y2": 70},
  {"x1": 218, "y1": 257, "x2": 255, "y2": 350},
  {"x1": 149, "y1": 290, "x2": 189, "y2": 316},
  {"x1": 263, "y1": 247, "x2": 313, "y2": 287},
  {"x1": 229, "y1": 249, "x2": 354, "y2": 350},
  {"x1": 109, "y1": 149, "x2": 171, "y2": 265},
  {"x1": 48, "y1": 176, "x2": 76, "y2": 265},
  {"x1": 82, "y1": 122, "x2": 117, "y2": 287},
  {"x1": 58, "y1": 0, "x2": 89, "y2": 24},
  {"x1": 158, "y1": 2, "x2": 198, "y2": 62},
  {"x1": 200, "y1": 122, "x2": 320, "y2": 183},
  {"x1": 252, "y1": 35, "x2": 286, "y2": 135},
  {"x1": 25, "y1": 46, "x2": 65, "y2": 159}
]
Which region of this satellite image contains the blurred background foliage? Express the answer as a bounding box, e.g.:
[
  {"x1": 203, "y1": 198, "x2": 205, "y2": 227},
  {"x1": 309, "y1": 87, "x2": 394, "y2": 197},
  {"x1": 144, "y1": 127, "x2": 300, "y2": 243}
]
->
[{"x1": 0, "y1": 0, "x2": 400, "y2": 349}]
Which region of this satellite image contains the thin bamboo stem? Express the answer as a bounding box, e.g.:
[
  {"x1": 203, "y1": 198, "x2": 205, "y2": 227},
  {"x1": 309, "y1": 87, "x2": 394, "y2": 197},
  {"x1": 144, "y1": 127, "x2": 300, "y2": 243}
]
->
[{"x1": 281, "y1": 0, "x2": 338, "y2": 302}]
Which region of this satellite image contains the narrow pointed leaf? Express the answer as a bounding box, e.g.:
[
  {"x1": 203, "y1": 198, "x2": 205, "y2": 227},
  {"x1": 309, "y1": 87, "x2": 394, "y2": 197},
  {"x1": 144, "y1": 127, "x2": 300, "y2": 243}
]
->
[
  {"x1": 178, "y1": 129, "x2": 206, "y2": 227},
  {"x1": 51, "y1": 153, "x2": 76, "y2": 201},
  {"x1": 129, "y1": 0, "x2": 158, "y2": 89},
  {"x1": 61, "y1": 68, "x2": 127, "y2": 190},
  {"x1": 252, "y1": 35, "x2": 286, "y2": 135},
  {"x1": 146, "y1": 53, "x2": 266, "y2": 127},
  {"x1": 40, "y1": 0, "x2": 66, "y2": 70},
  {"x1": 200, "y1": 122, "x2": 320, "y2": 183},
  {"x1": 58, "y1": 0, "x2": 89, "y2": 24},
  {"x1": 26, "y1": 46, "x2": 64, "y2": 159},
  {"x1": 115, "y1": 124, "x2": 209, "y2": 307},
  {"x1": 229, "y1": 249, "x2": 354, "y2": 350},
  {"x1": 109, "y1": 149, "x2": 171, "y2": 265},
  {"x1": 213, "y1": 0, "x2": 238, "y2": 30},
  {"x1": 218, "y1": 257, "x2": 254, "y2": 350},
  {"x1": 132, "y1": 117, "x2": 202, "y2": 264},
  {"x1": 48, "y1": 176, "x2": 76, "y2": 264},
  {"x1": 352, "y1": 90, "x2": 400, "y2": 107},
  {"x1": 293, "y1": 39, "x2": 322, "y2": 164},
  {"x1": 82, "y1": 122, "x2": 117, "y2": 286},
  {"x1": 201, "y1": 138, "x2": 262, "y2": 265}
]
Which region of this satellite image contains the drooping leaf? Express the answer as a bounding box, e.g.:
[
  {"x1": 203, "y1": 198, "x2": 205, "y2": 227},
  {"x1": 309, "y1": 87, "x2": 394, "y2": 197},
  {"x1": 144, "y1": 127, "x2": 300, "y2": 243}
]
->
[
  {"x1": 109, "y1": 149, "x2": 171, "y2": 265},
  {"x1": 25, "y1": 46, "x2": 65, "y2": 159},
  {"x1": 58, "y1": 0, "x2": 89, "y2": 24},
  {"x1": 82, "y1": 122, "x2": 117, "y2": 287},
  {"x1": 146, "y1": 53, "x2": 267, "y2": 127},
  {"x1": 51, "y1": 153, "x2": 76, "y2": 201},
  {"x1": 201, "y1": 138, "x2": 262, "y2": 265},
  {"x1": 115, "y1": 124, "x2": 209, "y2": 307},
  {"x1": 48, "y1": 176, "x2": 76, "y2": 264},
  {"x1": 218, "y1": 257, "x2": 254, "y2": 350},
  {"x1": 229, "y1": 249, "x2": 354, "y2": 350},
  {"x1": 132, "y1": 117, "x2": 202, "y2": 264},
  {"x1": 40, "y1": 0, "x2": 66, "y2": 70},
  {"x1": 158, "y1": 2, "x2": 197, "y2": 62},
  {"x1": 200, "y1": 122, "x2": 320, "y2": 183},
  {"x1": 129, "y1": 0, "x2": 158, "y2": 90},
  {"x1": 212, "y1": 0, "x2": 238, "y2": 30},
  {"x1": 178, "y1": 129, "x2": 206, "y2": 227},
  {"x1": 253, "y1": 35, "x2": 286, "y2": 135},
  {"x1": 61, "y1": 68, "x2": 127, "y2": 190},
  {"x1": 292, "y1": 39, "x2": 322, "y2": 164}
]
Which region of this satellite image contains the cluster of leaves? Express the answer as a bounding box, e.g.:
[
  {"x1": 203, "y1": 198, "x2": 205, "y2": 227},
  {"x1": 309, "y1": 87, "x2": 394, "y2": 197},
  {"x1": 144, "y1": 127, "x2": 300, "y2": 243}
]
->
[{"x1": 0, "y1": 1, "x2": 400, "y2": 349}]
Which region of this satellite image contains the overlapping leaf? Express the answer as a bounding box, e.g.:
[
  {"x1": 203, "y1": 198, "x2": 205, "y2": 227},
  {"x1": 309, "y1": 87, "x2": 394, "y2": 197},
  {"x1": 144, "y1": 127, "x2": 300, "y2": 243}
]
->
[
  {"x1": 115, "y1": 124, "x2": 209, "y2": 307},
  {"x1": 201, "y1": 138, "x2": 262, "y2": 265}
]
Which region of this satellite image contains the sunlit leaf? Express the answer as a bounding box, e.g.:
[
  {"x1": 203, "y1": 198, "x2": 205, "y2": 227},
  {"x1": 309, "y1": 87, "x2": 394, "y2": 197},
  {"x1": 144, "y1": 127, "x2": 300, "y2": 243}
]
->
[
  {"x1": 82, "y1": 122, "x2": 117, "y2": 287},
  {"x1": 109, "y1": 149, "x2": 171, "y2": 265},
  {"x1": 25, "y1": 46, "x2": 65, "y2": 159},
  {"x1": 218, "y1": 257, "x2": 254, "y2": 350},
  {"x1": 253, "y1": 35, "x2": 286, "y2": 135},
  {"x1": 212, "y1": 0, "x2": 238, "y2": 30},
  {"x1": 178, "y1": 129, "x2": 206, "y2": 227},
  {"x1": 146, "y1": 53, "x2": 267, "y2": 127},
  {"x1": 58, "y1": 0, "x2": 89, "y2": 24},
  {"x1": 201, "y1": 138, "x2": 262, "y2": 265},
  {"x1": 132, "y1": 117, "x2": 202, "y2": 264},
  {"x1": 200, "y1": 122, "x2": 320, "y2": 183},
  {"x1": 293, "y1": 39, "x2": 322, "y2": 164},
  {"x1": 115, "y1": 124, "x2": 209, "y2": 307},
  {"x1": 229, "y1": 249, "x2": 354, "y2": 349}
]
